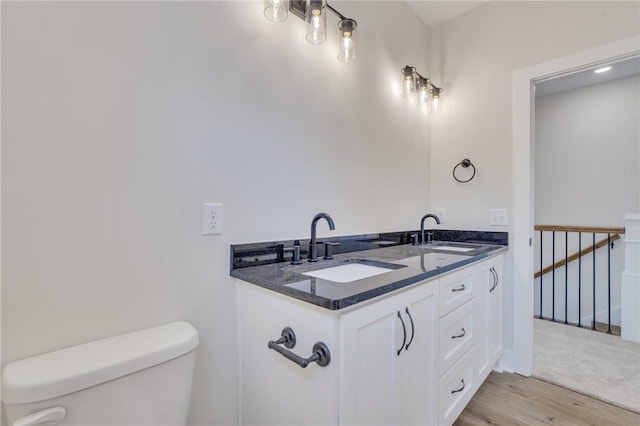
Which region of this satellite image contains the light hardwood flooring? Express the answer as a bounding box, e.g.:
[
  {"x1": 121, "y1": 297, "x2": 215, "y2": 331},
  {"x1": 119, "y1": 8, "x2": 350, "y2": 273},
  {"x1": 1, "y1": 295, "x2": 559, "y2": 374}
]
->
[{"x1": 454, "y1": 372, "x2": 640, "y2": 425}]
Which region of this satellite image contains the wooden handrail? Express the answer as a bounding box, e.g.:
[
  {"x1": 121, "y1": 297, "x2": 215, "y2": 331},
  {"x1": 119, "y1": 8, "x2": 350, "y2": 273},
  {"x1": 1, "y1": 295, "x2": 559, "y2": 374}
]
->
[
  {"x1": 535, "y1": 225, "x2": 625, "y2": 234},
  {"x1": 534, "y1": 234, "x2": 620, "y2": 279}
]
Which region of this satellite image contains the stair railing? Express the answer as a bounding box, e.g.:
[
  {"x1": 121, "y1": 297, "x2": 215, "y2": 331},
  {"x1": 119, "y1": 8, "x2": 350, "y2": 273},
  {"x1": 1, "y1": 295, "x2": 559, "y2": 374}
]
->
[{"x1": 534, "y1": 225, "x2": 625, "y2": 334}]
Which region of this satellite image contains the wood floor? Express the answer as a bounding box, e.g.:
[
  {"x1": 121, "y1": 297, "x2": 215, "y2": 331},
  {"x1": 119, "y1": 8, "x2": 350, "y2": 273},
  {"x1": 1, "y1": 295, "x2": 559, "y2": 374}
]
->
[{"x1": 454, "y1": 372, "x2": 640, "y2": 425}]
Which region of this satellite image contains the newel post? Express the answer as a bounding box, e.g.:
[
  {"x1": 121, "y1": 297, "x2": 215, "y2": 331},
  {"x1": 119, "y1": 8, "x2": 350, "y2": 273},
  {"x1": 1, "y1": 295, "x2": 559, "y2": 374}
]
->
[{"x1": 621, "y1": 213, "x2": 640, "y2": 343}]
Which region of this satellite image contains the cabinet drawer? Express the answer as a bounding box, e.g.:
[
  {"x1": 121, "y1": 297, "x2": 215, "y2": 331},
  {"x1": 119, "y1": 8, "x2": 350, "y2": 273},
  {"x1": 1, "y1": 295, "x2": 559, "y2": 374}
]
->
[
  {"x1": 439, "y1": 300, "x2": 475, "y2": 376},
  {"x1": 439, "y1": 348, "x2": 475, "y2": 426},
  {"x1": 439, "y1": 268, "x2": 474, "y2": 317}
]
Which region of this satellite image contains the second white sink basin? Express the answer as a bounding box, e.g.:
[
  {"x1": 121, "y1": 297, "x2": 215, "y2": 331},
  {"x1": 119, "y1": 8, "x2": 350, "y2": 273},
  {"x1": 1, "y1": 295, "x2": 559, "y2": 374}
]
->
[
  {"x1": 303, "y1": 263, "x2": 394, "y2": 283},
  {"x1": 433, "y1": 246, "x2": 475, "y2": 252}
]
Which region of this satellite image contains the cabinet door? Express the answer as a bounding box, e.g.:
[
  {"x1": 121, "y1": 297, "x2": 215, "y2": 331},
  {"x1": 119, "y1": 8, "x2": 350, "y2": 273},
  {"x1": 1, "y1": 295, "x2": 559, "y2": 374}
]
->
[
  {"x1": 474, "y1": 256, "x2": 504, "y2": 383},
  {"x1": 340, "y1": 294, "x2": 404, "y2": 426},
  {"x1": 474, "y1": 260, "x2": 492, "y2": 382},
  {"x1": 340, "y1": 282, "x2": 439, "y2": 426},
  {"x1": 400, "y1": 284, "x2": 439, "y2": 426},
  {"x1": 488, "y1": 261, "x2": 503, "y2": 363}
]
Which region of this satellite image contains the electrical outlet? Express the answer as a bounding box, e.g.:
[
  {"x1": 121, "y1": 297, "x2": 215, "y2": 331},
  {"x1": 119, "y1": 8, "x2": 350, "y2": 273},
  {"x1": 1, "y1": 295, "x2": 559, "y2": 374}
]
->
[
  {"x1": 489, "y1": 209, "x2": 508, "y2": 226},
  {"x1": 436, "y1": 208, "x2": 446, "y2": 224},
  {"x1": 202, "y1": 203, "x2": 223, "y2": 235}
]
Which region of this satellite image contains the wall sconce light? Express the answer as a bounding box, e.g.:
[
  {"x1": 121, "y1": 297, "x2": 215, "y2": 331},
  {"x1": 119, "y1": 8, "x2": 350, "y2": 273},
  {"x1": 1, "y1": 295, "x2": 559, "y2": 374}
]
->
[
  {"x1": 401, "y1": 65, "x2": 443, "y2": 110},
  {"x1": 264, "y1": 0, "x2": 358, "y2": 62}
]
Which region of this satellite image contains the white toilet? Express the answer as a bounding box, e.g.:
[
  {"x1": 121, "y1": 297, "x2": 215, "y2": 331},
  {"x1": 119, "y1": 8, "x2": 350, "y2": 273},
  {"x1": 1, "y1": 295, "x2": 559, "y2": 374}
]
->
[{"x1": 2, "y1": 321, "x2": 199, "y2": 426}]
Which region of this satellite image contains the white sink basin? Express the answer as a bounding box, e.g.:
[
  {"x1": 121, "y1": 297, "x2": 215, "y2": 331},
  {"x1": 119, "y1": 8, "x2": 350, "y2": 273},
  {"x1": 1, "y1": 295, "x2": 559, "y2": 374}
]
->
[
  {"x1": 434, "y1": 246, "x2": 475, "y2": 252},
  {"x1": 303, "y1": 263, "x2": 394, "y2": 283}
]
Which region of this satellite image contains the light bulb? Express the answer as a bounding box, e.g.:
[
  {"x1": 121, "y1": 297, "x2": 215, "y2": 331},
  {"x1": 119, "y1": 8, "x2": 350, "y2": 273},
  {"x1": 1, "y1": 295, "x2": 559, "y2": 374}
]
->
[
  {"x1": 342, "y1": 36, "x2": 352, "y2": 57},
  {"x1": 309, "y1": 14, "x2": 324, "y2": 43},
  {"x1": 404, "y1": 79, "x2": 413, "y2": 95},
  {"x1": 431, "y1": 97, "x2": 439, "y2": 111},
  {"x1": 419, "y1": 87, "x2": 428, "y2": 103}
]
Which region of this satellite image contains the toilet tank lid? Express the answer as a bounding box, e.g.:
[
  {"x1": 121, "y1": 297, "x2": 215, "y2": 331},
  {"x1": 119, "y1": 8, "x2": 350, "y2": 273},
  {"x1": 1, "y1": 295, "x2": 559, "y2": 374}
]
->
[{"x1": 1, "y1": 321, "x2": 199, "y2": 404}]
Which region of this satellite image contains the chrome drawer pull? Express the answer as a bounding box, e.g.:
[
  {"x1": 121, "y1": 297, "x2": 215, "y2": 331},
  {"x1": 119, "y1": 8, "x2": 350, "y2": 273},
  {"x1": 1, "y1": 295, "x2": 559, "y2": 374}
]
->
[
  {"x1": 452, "y1": 328, "x2": 466, "y2": 339},
  {"x1": 451, "y1": 284, "x2": 466, "y2": 292},
  {"x1": 451, "y1": 379, "x2": 465, "y2": 394}
]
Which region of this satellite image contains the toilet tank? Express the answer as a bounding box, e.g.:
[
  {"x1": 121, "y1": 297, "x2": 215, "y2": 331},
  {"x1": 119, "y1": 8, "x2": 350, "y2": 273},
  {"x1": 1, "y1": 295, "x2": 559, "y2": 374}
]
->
[{"x1": 2, "y1": 321, "x2": 199, "y2": 426}]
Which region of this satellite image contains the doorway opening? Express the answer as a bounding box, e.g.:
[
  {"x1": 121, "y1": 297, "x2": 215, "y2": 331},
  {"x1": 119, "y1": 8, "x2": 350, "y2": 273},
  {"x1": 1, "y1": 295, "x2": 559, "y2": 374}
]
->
[
  {"x1": 511, "y1": 35, "x2": 639, "y2": 378},
  {"x1": 531, "y1": 56, "x2": 639, "y2": 412}
]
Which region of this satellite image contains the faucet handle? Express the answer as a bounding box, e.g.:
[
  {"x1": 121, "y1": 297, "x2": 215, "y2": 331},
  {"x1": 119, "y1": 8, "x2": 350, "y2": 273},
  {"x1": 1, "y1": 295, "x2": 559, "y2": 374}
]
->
[
  {"x1": 284, "y1": 240, "x2": 302, "y2": 265},
  {"x1": 426, "y1": 232, "x2": 434, "y2": 244},
  {"x1": 411, "y1": 234, "x2": 419, "y2": 245},
  {"x1": 323, "y1": 242, "x2": 340, "y2": 260}
]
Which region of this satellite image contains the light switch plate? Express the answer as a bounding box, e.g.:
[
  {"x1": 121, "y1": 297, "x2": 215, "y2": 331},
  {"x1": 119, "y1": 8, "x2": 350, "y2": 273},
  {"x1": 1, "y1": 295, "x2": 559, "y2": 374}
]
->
[
  {"x1": 202, "y1": 203, "x2": 223, "y2": 235},
  {"x1": 489, "y1": 209, "x2": 508, "y2": 226}
]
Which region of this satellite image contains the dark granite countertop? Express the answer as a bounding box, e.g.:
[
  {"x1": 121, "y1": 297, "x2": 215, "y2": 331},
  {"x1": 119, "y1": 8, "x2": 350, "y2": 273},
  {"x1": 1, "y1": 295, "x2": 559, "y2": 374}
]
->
[{"x1": 231, "y1": 235, "x2": 507, "y2": 310}]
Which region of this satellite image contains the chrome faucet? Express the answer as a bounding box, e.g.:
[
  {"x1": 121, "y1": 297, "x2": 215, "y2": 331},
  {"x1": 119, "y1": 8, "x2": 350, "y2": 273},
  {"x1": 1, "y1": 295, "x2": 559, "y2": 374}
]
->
[
  {"x1": 420, "y1": 213, "x2": 441, "y2": 245},
  {"x1": 309, "y1": 213, "x2": 335, "y2": 262}
]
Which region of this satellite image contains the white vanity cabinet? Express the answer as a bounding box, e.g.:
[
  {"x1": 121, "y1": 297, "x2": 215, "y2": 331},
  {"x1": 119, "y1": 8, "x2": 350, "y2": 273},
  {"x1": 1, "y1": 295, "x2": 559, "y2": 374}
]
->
[
  {"x1": 340, "y1": 282, "x2": 438, "y2": 426},
  {"x1": 474, "y1": 254, "x2": 504, "y2": 383},
  {"x1": 237, "y1": 252, "x2": 505, "y2": 426}
]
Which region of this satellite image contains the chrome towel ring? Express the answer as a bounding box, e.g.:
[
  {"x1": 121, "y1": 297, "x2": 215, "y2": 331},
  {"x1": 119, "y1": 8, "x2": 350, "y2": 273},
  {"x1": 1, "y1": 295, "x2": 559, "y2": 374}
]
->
[{"x1": 453, "y1": 159, "x2": 476, "y2": 183}]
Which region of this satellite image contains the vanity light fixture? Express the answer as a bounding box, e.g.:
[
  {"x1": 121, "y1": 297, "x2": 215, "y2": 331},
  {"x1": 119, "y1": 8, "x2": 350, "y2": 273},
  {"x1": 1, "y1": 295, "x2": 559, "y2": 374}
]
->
[
  {"x1": 401, "y1": 65, "x2": 443, "y2": 111},
  {"x1": 264, "y1": 0, "x2": 358, "y2": 62}
]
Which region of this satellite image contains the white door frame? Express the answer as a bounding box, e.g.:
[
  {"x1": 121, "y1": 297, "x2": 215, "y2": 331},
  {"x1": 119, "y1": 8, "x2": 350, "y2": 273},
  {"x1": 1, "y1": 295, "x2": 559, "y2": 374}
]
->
[{"x1": 511, "y1": 35, "x2": 640, "y2": 376}]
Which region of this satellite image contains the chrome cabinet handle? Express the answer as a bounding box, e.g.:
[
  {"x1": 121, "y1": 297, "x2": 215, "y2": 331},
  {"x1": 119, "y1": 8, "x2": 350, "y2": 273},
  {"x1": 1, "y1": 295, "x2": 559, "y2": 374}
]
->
[
  {"x1": 397, "y1": 311, "x2": 407, "y2": 356},
  {"x1": 405, "y1": 307, "x2": 415, "y2": 351},
  {"x1": 451, "y1": 379, "x2": 465, "y2": 394},
  {"x1": 452, "y1": 284, "x2": 466, "y2": 292},
  {"x1": 452, "y1": 327, "x2": 466, "y2": 339}
]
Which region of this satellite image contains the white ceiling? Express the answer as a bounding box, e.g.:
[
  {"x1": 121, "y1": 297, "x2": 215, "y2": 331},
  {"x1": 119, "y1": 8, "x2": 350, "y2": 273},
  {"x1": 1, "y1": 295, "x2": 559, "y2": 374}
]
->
[
  {"x1": 404, "y1": 1, "x2": 490, "y2": 29},
  {"x1": 535, "y1": 57, "x2": 640, "y2": 97}
]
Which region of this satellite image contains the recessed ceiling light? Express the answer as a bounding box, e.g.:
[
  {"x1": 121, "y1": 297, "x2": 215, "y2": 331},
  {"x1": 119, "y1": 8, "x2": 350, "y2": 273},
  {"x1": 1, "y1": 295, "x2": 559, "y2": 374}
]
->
[{"x1": 594, "y1": 66, "x2": 612, "y2": 74}]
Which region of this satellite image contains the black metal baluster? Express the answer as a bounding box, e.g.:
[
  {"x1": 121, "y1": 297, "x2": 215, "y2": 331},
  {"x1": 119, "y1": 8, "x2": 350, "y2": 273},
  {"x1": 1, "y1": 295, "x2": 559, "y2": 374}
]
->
[
  {"x1": 552, "y1": 230, "x2": 556, "y2": 322},
  {"x1": 540, "y1": 230, "x2": 543, "y2": 319},
  {"x1": 578, "y1": 232, "x2": 582, "y2": 328},
  {"x1": 607, "y1": 233, "x2": 612, "y2": 334},
  {"x1": 564, "y1": 231, "x2": 568, "y2": 325},
  {"x1": 592, "y1": 233, "x2": 596, "y2": 331}
]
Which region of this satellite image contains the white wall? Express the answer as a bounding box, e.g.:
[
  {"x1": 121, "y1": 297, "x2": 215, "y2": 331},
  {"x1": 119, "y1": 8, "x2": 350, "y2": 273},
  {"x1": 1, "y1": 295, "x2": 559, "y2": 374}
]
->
[
  {"x1": 1, "y1": 2, "x2": 431, "y2": 424},
  {"x1": 429, "y1": 1, "x2": 640, "y2": 370},
  {"x1": 535, "y1": 75, "x2": 640, "y2": 226}
]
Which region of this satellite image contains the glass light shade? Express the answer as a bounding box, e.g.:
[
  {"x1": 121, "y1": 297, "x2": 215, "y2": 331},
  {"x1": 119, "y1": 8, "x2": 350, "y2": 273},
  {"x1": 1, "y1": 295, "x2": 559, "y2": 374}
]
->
[
  {"x1": 401, "y1": 66, "x2": 416, "y2": 98},
  {"x1": 337, "y1": 19, "x2": 357, "y2": 62},
  {"x1": 305, "y1": 0, "x2": 327, "y2": 44},
  {"x1": 264, "y1": 0, "x2": 288, "y2": 22}
]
